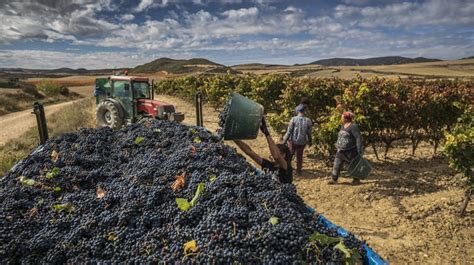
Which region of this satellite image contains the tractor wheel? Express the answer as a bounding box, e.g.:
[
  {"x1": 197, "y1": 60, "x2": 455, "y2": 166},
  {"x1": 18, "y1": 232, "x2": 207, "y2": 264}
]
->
[{"x1": 96, "y1": 101, "x2": 123, "y2": 129}]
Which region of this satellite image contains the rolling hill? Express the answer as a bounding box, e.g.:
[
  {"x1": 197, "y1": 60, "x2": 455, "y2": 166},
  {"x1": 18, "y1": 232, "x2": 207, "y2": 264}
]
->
[
  {"x1": 310, "y1": 56, "x2": 441, "y2": 66},
  {"x1": 231, "y1": 63, "x2": 287, "y2": 70},
  {"x1": 132, "y1": 57, "x2": 222, "y2": 74},
  {"x1": 0, "y1": 67, "x2": 127, "y2": 77}
]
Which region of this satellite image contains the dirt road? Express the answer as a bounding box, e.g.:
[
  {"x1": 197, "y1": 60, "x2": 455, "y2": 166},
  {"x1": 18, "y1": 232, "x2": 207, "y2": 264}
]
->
[
  {"x1": 0, "y1": 99, "x2": 85, "y2": 146},
  {"x1": 159, "y1": 94, "x2": 473, "y2": 265}
]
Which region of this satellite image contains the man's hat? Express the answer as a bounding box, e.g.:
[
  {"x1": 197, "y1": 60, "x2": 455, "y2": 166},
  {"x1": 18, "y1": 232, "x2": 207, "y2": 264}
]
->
[{"x1": 296, "y1": 104, "x2": 306, "y2": 113}]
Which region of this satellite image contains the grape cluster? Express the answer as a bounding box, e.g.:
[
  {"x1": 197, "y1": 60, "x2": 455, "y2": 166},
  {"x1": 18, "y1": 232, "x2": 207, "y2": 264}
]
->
[
  {"x1": 0, "y1": 119, "x2": 365, "y2": 264},
  {"x1": 216, "y1": 98, "x2": 231, "y2": 140}
]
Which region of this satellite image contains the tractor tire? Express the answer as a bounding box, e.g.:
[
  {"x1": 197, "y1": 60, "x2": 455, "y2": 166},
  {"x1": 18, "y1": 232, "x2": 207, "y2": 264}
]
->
[{"x1": 96, "y1": 101, "x2": 123, "y2": 129}]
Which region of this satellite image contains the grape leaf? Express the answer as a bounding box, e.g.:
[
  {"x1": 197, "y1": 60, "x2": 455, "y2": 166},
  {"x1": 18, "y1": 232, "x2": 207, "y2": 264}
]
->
[
  {"x1": 18, "y1": 176, "x2": 36, "y2": 186},
  {"x1": 36, "y1": 198, "x2": 44, "y2": 205},
  {"x1": 335, "y1": 241, "x2": 351, "y2": 257},
  {"x1": 51, "y1": 150, "x2": 59, "y2": 162},
  {"x1": 209, "y1": 174, "x2": 217, "y2": 182},
  {"x1": 184, "y1": 240, "x2": 198, "y2": 255},
  {"x1": 309, "y1": 232, "x2": 341, "y2": 246},
  {"x1": 176, "y1": 198, "x2": 191, "y2": 211},
  {"x1": 134, "y1": 137, "x2": 144, "y2": 145},
  {"x1": 52, "y1": 202, "x2": 75, "y2": 213},
  {"x1": 96, "y1": 187, "x2": 106, "y2": 198},
  {"x1": 46, "y1": 167, "x2": 60, "y2": 179},
  {"x1": 53, "y1": 186, "x2": 62, "y2": 192},
  {"x1": 106, "y1": 231, "x2": 117, "y2": 241},
  {"x1": 268, "y1": 216, "x2": 279, "y2": 225},
  {"x1": 171, "y1": 172, "x2": 186, "y2": 192},
  {"x1": 190, "y1": 182, "x2": 205, "y2": 206},
  {"x1": 193, "y1": 137, "x2": 201, "y2": 143},
  {"x1": 334, "y1": 241, "x2": 363, "y2": 265}
]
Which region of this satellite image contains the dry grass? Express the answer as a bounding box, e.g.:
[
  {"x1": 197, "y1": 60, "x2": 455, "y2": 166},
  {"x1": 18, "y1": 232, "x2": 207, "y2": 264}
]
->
[
  {"x1": 236, "y1": 58, "x2": 474, "y2": 79},
  {"x1": 0, "y1": 87, "x2": 81, "y2": 116},
  {"x1": 348, "y1": 59, "x2": 474, "y2": 78},
  {"x1": 26, "y1": 78, "x2": 96, "y2": 87},
  {"x1": 0, "y1": 98, "x2": 95, "y2": 176},
  {"x1": 0, "y1": 90, "x2": 40, "y2": 115}
]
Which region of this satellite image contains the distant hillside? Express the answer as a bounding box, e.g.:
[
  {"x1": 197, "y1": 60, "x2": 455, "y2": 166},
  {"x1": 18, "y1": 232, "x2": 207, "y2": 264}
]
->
[
  {"x1": 132, "y1": 57, "x2": 222, "y2": 74},
  {"x1": 231, "y1": 63, "x2": 287, "y2": 70},
  {"x1": 203, "y1": 66, "x2": 242, "y2": 74},
  {"x1": 310, "y1": 56, "x2": 441, "y2": 66},
  {"x1": 0, "y1": 67, "x2": 127, "y2": 78},
  {"x1": 461, "y1": 56, "x2": 474, "y2": 60}
]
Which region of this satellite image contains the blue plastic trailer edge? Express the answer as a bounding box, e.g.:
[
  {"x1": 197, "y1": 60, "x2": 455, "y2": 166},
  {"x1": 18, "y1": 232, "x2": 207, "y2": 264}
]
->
[{"x1": 307, "y1": 207, "x2": 388, "y2": 265}]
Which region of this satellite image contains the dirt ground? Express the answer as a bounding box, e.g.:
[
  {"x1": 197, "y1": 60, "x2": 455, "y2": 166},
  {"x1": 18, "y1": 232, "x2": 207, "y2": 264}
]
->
[
  {"x1": 157, "y1": 94, "x2": 473, "y2": 265},
  {"x1": 68, "y1": 85, "x2": 94, "y2": 97},
  {"x1": 0, "y1": 98, "x2": 86, "y2": 146}
]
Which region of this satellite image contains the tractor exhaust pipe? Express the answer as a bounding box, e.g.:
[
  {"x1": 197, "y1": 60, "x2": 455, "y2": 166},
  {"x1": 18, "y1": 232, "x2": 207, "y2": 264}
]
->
[
  {"x1": 32, "y1": 102, "x2": 49, "y2": 145},
  {"x1": 195, "y1": 91, "x2": 203, "y2": 127},
  {"x1": 151, "y1": 79, "x2": 155, "y2": 100}
]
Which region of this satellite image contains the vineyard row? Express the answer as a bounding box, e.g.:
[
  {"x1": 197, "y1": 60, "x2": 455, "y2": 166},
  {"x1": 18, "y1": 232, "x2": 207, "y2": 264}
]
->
[{"x1": 155, "y1": 74, "x2": 473, "y2": 159}]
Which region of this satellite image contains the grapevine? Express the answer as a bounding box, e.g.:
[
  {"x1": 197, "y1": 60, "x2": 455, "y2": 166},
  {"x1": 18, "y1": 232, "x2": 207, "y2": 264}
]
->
[{"x1": 156, "y1": 74, "x2": 473, "y2": 157}]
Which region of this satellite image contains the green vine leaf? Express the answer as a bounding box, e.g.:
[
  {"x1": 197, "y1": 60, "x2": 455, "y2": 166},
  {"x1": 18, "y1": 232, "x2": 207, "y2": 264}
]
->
[
  {"x1": 309, "y1": 232, "x2": 341, "y2": 246},
  {"x1": 334, "y1": 241, "x2": 363, "y2": 265},
  {"x1": 209, "y1": 174, "x2": 217, "y2": 182},
  {"x1": 268, "y1": 216, "x2": 279, "y2": 225},
  {"x1": 176, "y1": 198, "x2": 191, "y2": 211},
  {"x1": 134, "y1": 137, "x2": 145, "y2": 145},
  {"x1": 46, "y1": 167, "x2": 60, "y2": 179},
  {"x1": 190, "y1": 182, "x2": 205, "y2": 206},
  {"x1": 51, "y1": 202, "x2": 75, "y2": 213},
  {"x1": 18, "y1": 176, "x2": 36, "y2": 186}
]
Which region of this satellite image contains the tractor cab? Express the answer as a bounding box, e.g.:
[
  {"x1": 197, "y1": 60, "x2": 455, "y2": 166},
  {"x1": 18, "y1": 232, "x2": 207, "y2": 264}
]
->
[{"x1": 94, "y1": 73, "x2": 184, "y2": 129}]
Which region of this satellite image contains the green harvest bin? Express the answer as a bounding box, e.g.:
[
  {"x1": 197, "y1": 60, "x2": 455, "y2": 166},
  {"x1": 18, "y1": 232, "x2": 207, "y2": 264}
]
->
[
  {"x1": 223, "y1": 93, "x2": 264, "y2": 140},
  {"x1": 347, "y1": 155, "x2": 372, "y2": 179}
]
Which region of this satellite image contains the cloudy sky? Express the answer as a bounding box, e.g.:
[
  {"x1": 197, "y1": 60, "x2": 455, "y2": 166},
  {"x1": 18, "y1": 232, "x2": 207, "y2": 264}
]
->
[{"x1": 0, "y1": 0, "x2": 473, "y2": 69}]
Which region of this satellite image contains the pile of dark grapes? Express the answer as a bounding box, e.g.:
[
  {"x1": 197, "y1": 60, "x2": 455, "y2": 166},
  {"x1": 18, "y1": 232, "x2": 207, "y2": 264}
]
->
[
  {"x1": 216, "y1": 99, "x2": 230, "y2": 140},
  {"x1": 0, "y1": 119, "x2": 366, "y2": 263}
]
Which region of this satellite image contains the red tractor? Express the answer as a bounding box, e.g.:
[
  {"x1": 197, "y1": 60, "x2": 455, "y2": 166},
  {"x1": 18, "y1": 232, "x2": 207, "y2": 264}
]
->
[{"x1": 94, "y1": 74, "x2": 184, "y2": 129}]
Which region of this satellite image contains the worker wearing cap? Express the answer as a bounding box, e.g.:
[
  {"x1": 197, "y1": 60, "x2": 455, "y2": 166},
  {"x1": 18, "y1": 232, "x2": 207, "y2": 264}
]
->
[
  {"x1": 283, "y1": 104, "x2": 313, "y2": 175},
  {"x1": 329, "y1": 111, "x2": 364, "y2": 185},
  {"x1": 294, "y1": 97, "x2": 309, "y2": 116}
]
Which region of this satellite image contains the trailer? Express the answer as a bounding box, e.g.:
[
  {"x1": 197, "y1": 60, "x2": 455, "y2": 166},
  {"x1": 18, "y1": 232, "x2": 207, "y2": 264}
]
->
[{"x1": 25, "y1": 101, "x2": 388, "y2": 264}]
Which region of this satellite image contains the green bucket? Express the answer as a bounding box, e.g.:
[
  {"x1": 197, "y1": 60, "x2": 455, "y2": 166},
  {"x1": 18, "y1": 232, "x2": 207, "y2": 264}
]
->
[
  {"x1": 347, "y1": 155, "x2": 372, "y2": 179},
  {"x1": 223, "y1": 93, "x2": 264, "y2": 140}
]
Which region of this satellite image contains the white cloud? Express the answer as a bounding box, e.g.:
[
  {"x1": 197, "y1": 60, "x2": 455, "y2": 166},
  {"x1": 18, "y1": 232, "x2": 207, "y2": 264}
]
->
[
  {"x1": 135, "y1": 0, "x2": 155, "y2": 12},
  {"x1": 120, "y1": 14, "x2": 135, "y2": 21},
  {"x1": 0, "y1": 50, "x2": 149, "y2": 69},
  {"x1": 283, "y1": 6, "x2": 301, "y2": 13},
  {"x1": 192, "y1": 0, "x2": 205, "y2": 5},
  {"x1": 134, "y1": 0, "x2": 169, "y2": 12},
  {"x1": 336, "y1": 0, "x2": 474, "y2": 28},
  {"x1": 222, "y1": 7, "x2": 259, "y2": 19},
  {"x1": 0, "y1": 1, "x2": 118, "y2": 44}
]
